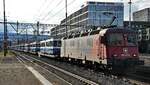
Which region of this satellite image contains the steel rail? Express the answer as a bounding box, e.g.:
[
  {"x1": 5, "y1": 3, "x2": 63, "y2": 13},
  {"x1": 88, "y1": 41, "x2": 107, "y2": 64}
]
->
[
  {"x1": 18, "y1": 52, "x2": 99, "y2": 85},
  {"x1": 14, "y1": 52, "x2": 72, "y2": 85}
]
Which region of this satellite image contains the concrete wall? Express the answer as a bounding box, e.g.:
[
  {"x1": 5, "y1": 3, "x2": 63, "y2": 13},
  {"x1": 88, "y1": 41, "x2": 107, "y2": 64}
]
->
[{"x1": 133, "y1": 8, "x2": 150, "y2": 21}]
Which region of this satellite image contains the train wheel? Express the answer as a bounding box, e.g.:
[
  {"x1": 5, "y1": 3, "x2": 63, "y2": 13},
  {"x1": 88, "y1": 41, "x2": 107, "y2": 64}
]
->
[
  {"x1": 93, "y1": 62, "x2": 100, "y2": 71},
  {"x1": 70, "y1": 58, "x2": 75, "y2": 64},
  {"x1": 77, "y1": 59, "x2": 83, "y2": 66},
  {"x1": 84, "y1": 61, "x2": 93, "y2": 69}
]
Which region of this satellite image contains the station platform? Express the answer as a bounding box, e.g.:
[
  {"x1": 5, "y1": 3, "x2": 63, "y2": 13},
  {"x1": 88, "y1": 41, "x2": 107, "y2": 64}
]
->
[{"x1": 0, "y1": 51, "x2": 52, "y2": 85}]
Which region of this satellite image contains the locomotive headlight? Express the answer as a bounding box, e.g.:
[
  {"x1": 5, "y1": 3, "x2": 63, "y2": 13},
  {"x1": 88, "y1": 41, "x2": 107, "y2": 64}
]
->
[
  {"x1": 113, "y1": 54, "x2": 117, "y2": 57},
  {"x1": 133, "y1": 54, "x2": 137, "y2": 57}
]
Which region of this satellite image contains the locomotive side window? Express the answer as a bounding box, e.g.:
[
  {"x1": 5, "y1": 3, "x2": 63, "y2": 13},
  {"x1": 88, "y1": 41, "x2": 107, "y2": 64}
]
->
[{"x1": 108, "y1": 34, "x2": 123, "y2": 46}]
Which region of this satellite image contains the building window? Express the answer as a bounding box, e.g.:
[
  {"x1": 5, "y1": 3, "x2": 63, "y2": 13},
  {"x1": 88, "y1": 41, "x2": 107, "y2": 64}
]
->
[
  {"x1": 138, "y1": 36, "x2": 141, "y2": 40},
  {"x1": 132, "y1": 25, "x2": 134, "y2": 28},
  {"x1": 146, "y1": 36, "x2": 149, "y2": 40},
  {"x1": 89, "y1": 5, "x2": 95, "y2": 11},
  {"x1": 140, "y1": 25, "x2": 142, "y2": 28}
]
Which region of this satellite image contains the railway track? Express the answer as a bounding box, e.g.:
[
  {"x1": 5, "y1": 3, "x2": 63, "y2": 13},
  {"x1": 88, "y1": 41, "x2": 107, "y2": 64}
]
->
[
  {"x1": 15, "y1": 51, "x2": 135, "y2": 85},
  {"x1": 15, "y1": 54, "x2": 72, "y2": 85},
  {"x1": 14, "y1": 51, "x2": 99, "y2": 85},
  {"x1": 125, "y1": 66, "x2": 150, "y2": 84},
  {"x1": 14, "y1": 51, "x2": 150, "y2": 85}
]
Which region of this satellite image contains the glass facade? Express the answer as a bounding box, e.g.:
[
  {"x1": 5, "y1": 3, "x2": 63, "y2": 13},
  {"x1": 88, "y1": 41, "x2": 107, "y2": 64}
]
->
[
  {"x1": 51, "y1": 1, "x2": 124, "y2": 38},
  {"x1": 87, "y1": 2, "x2": 124, "y2": 26}
]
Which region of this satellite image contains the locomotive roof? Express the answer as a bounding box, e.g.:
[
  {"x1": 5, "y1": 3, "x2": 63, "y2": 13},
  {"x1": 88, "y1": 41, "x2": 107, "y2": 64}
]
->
[
  {"x1": 64, "y1": 28, "x2": 136, "y2": 39},
  {"x1": 105, "y1": 28, "x2": 135, "y2": 33},
  {"x1": 100, "y1": 28, "x2": 136, "y2": 35}
]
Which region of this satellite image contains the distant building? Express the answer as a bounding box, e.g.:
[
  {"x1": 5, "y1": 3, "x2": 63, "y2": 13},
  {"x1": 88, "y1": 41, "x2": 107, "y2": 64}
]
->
[
  {"x1": 132, "y1": 8, "x2": 150, "y2": 53},
  {"x1": 124, "y1": 21, "x2": 150, "y2": 40},
  {"x1": 133, "y1": 8, "x2": 150, "y2": 21},
  {"x1": 51, "y1": 1, "x2": 124, "y2": 38},
  {"x1": 124, "y1": 21, "x2": 150, "y2": 53}
]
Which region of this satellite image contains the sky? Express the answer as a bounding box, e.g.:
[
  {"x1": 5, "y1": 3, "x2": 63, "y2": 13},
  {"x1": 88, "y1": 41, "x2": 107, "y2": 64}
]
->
[{"x1": 0, "y1": 0, "x2": 150, "y2": 32}]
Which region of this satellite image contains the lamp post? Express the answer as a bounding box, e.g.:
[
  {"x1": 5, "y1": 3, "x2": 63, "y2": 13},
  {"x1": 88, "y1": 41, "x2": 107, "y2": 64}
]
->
[
  {"x1": 129, "y1": 0, "x2": 132, "y2": 29},
  {"x1": 3, "y1": 0, "x2": 8, "y2": 56},
  {"x1": 65, "y1": 0, "x2": 68, "y2": 37}
]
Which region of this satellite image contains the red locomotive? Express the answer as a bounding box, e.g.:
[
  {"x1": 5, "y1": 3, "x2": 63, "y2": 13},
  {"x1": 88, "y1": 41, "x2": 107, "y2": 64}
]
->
[{"x1": 61, "y1": 28, "x2": 144, "y2": 70}]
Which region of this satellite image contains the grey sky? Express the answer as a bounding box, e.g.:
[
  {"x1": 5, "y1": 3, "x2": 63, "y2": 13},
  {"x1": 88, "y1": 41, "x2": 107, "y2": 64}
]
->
[{"x1": 0, "y1": 0, "x2": 150, "y2": 24}]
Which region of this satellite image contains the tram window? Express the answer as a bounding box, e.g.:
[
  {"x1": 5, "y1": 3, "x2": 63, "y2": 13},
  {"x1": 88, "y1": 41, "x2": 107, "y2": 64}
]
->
[
  {"x1": 57, "y1": 41, "x2": 61, "y2": 47},
  {"x1": 33, "y1": 44, "x2": 36, "y2": 47},
  {"x1": 46, "y1": 41, "x2": 53, "y2": 46},
  {"x1": 41, "y1": 43, "x2": 45, "y2": 47},
  {"x1": 54, "y1": 41, "x2": 61, "y2": 47}
]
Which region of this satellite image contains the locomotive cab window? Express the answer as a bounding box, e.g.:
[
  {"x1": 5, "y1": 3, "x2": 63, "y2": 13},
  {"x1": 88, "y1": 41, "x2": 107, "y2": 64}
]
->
[
  {"x1": 108, "y1": 34, "x2": 123, "y2": 46},
  {"x1": 100, "y1": 36, "x2": 106, "y2": 43},
  {"x1": 127, "y1": 34, "x2": 137, "y2": 46}
]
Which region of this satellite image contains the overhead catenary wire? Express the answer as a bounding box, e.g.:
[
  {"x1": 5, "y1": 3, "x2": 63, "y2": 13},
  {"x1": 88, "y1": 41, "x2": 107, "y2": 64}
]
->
[
  {"x1": 33, "y1": 0, "x2": 55, "y2": 22},
  {"x1": 40, "y1": 0, "x2": 64, "y2": 22},
  {"x1": 33, "y1": 0, "x2": 49, "y2": 21},
  {"x1": 43, "y1": 0, "x2": 76, "y2": 22},
  {"x1": 37, "y1": 0, "x2": 56, "y2": 20}
]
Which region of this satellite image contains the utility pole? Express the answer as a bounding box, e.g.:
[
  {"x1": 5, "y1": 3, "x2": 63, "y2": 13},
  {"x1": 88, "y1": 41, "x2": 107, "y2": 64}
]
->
[
  {"x1": 17, "y1": 21, "x2": 19, "y2": 45},
  {"x1": 26, "y1": 28, "x2": 29, "y2": 51},
  {"x1": 25, "y1": 28, "x2": 28, "y2": 44},
  {"x1": 129, "y1": 0, "x2": 132, "y2": 29},
  {"x1": 36, "y1": 21, "x2": 40, "y2": 54},
  {"x1": 3, "y1": 0, "x2": 7, "y2": 56},
  {"x1": 65, "y1": 0, "x2": 68, "y2": 37}
]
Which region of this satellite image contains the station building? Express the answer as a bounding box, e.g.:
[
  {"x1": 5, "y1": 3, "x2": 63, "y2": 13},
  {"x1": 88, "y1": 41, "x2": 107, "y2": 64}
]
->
[
  {"x1": 132, "y1": 8, "x2": 150, "y2": 53},
  {"x1": 51, "y1": 1, "x2": 124, "y2": 38},
  {"x1": 133, "y1": 8, "x2": 150, "y2": 21},
  {"x1": 124, "y1": 21, "x2": 150, "y2": 53}
]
